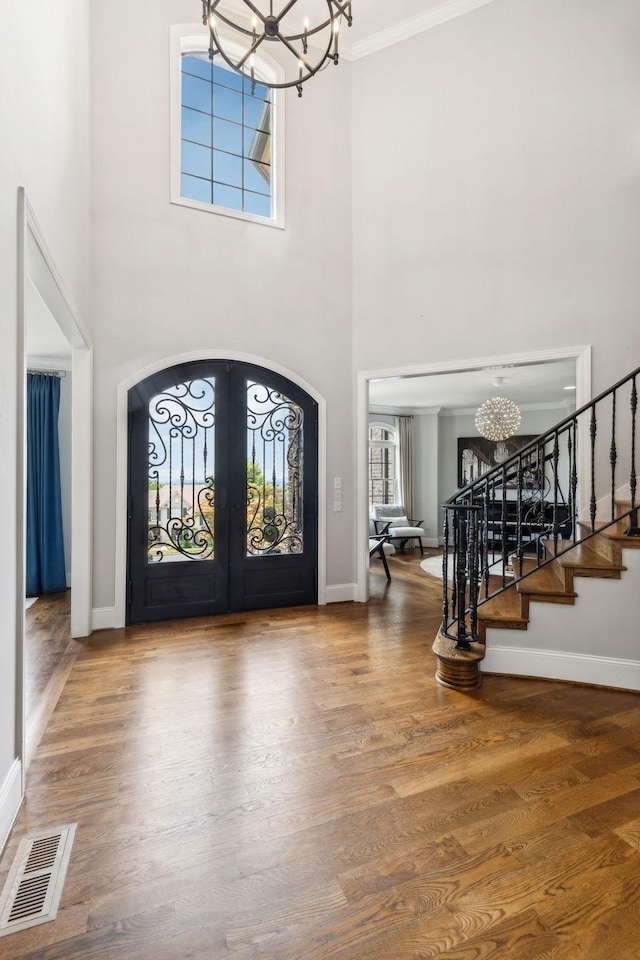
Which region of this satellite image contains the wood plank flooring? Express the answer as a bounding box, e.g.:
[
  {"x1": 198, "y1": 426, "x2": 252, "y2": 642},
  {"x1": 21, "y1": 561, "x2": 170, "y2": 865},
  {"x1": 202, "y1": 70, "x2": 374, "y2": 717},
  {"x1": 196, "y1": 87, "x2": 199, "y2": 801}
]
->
[
  {"x1": 2, "y1": 552, "x2": 640, "y2": 958},
  {"x1": 23, "y1": 591, "x2": 80, "y2": 766}
]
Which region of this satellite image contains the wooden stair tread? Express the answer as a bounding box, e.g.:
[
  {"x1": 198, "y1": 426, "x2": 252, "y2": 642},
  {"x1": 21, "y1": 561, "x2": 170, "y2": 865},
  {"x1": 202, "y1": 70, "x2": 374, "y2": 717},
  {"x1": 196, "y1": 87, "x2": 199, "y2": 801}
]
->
[
  {"x1": 542, "y1": 538, "x2": 626, "y2": 573},
  {"x1": 513, "y1": 561, "x2": 575, "y2": 599},
  {"x1": 478, "y1": 586, "x2": 527, "y2": 626},
  {"x1": 578, "y1": 519, "x2": 640, "y2": 548}
]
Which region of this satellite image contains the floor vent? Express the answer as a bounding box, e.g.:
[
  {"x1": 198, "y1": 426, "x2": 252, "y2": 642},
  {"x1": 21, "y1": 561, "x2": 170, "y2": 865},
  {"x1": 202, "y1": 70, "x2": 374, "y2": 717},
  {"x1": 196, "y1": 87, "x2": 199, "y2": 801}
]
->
[{"x1": 0, "y1": 824, "x2": 77, "y2": 937}]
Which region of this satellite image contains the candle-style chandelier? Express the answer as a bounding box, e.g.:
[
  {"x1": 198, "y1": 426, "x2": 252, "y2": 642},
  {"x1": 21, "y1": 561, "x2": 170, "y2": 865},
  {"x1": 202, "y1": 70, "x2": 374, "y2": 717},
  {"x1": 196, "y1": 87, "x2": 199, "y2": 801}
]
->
[{"x1": 201, "y1": 1, "x2": 353, "y2": 96}]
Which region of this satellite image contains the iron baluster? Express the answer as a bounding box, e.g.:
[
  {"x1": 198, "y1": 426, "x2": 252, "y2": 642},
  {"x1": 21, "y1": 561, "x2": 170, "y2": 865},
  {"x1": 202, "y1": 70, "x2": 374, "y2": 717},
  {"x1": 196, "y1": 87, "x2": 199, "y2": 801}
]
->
[
  {"x1": 455, "y1": 505, "x2": 470, "y2": 649},
  {"x1": 629, "y1": 375, "x2": 639, "y2": 535},
  {"x1": 610, "y1": 389, "x2": 617, "y2": 522},
  {"x1": 451, "y1": 506, "x2": 458, "y2": 622},
  {"x1": 501, "y1": 466, "x2": 508, "y2": 586},
  {"x1": 589, "y1": 405, "x2": 597, "y2": 532},
  {"x1": 484, "y1": 482, "x2": 491, "y2": 598},
  {"x1": 552, "y1": 430, "x2": 559, "y2": 551},
  {"x1": 442, "y1": 510, "x2": 450, "y2": 626},
  {"x1": 469, "y1": 507, "x2": 480, "y2": 639},
  {"x1": 570, "y1": 418, "x2": 578, "y2": 542},
  {"x1": 516, "y1": 454, "x2": 524, "y2": 570}
]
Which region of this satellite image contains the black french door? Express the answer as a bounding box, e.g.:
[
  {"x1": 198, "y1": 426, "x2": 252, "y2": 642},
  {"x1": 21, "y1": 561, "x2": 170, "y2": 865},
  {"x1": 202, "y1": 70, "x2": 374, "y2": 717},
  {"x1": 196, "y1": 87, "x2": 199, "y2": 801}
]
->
[{"x1": 127, "y1": 360, "x2": 318, "y2": 624}]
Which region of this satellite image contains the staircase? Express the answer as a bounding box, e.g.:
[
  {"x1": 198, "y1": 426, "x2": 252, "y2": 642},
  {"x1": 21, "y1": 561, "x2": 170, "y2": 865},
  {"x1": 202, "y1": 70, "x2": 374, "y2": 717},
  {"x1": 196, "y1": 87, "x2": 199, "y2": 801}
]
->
[{"x1": 433, "y1": 366, "x2": 640, "y2": 692}]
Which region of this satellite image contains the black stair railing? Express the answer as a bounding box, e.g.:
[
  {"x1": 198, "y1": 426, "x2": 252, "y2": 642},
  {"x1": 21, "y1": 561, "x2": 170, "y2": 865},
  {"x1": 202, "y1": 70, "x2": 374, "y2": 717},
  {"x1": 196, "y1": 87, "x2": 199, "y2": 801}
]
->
[{"x1": 442, "y1": 365, "x2": 640, "y2": 649}]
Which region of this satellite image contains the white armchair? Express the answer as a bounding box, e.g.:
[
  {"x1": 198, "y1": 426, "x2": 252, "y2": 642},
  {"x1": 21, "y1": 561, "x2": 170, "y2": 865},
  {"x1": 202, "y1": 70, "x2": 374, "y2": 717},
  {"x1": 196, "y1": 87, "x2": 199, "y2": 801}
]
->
[{"x1": 373, "y1": 504, "x2": 424, "y2": 555}]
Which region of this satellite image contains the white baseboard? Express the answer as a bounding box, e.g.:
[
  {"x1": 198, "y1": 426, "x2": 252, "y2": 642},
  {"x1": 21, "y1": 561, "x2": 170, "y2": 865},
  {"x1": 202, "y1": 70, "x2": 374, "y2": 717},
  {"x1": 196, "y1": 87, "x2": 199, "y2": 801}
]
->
[
  {"x1": 0, "y1": 759, "x2": 23, "y2": 855},
  {"x1": 92, "y1": 606, "x2": 116, "y2": 631},
  {"x1": 94, "y1": 587, "x2": 357, "y2": 622},
  {"x1": 482, "y1": 645, "x2": 640, "y2": 691},
  {"x1": 423, "y1": 538, "x2": 440, "y2": 549},
  {"x1": 325, "y1": 583, "x2": 357, "y2": 604}
]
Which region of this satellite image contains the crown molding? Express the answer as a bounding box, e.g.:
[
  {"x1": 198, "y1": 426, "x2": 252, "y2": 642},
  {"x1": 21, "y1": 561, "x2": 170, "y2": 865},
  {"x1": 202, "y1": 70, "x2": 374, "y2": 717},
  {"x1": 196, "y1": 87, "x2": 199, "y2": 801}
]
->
[
  {"x1": 370, "y1": 405, "x2": 442, "y2": 417},
  {"x1": 440, "y1": 400, "x2": 574, "y2": 417},
  {"x1": 346, "y1": 0, "x2": 499, "y2": 62}
]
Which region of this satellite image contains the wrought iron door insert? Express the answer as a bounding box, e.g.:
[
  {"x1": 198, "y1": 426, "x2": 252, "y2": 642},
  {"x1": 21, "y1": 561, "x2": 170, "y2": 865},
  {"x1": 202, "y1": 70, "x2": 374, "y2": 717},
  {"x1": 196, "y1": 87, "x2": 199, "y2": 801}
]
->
[{"x1": 127, "y1": 360, "x2": 318, "y2": 624}]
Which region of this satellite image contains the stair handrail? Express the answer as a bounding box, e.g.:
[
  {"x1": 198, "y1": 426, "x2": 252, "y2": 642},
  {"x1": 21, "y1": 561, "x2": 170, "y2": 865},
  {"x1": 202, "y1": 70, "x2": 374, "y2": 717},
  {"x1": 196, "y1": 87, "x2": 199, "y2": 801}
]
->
[{"x1": 441, "y1": 364, "x2": 639, "y2": 648}]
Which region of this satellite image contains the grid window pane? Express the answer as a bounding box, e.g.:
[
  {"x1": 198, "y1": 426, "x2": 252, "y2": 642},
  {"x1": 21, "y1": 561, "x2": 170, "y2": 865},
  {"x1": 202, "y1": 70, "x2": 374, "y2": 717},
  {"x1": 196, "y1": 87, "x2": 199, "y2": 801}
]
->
[
  {"x1": 182, "y1": 55, "x2": 212, "y2": 82},
  {"x1": 214, "y1": 64, "x2": 243, "y2": 92},
  {"x1": 244, "y1": 127, "x2": 271, "y2": 162},
  {"x1": 213, "y1": 117, "x2": 242, "y2": 156},
  {"x1": 214, "y1": 150, "x2": 242, "y2": 188},
  {"x1": 245, "y1": 79, "x2": 269, "y2": 102},
  {"x1": 245, "y1": 97, "x2": 270, "y2": 133},
  {"x1": 182, "y1": 140, "x2": 212, "y2": 179},
  {"x1": 243, "y1": 159, "x2": 270, "y2": 196},
  {"x1": 368, "y1": 427, "x2": 397, "y2": 508},
  {"x1": 182, "y1": 106, "x2": 211, "y2": 147},
  {"x1": 213, "y1": 84, "x2": 243, "y2": 123},
  {"x1": 214, "y1": 183, "x2": 243, "y2": 210},
  {"x1": 244, "y1": 192, "x2": 271, "y2": 217},
  {"x1": 181, "y1": 55, "x2": 274, "y2": 219},
  {"x1": 182, "y1": 174, "x2": 212, "y2": 204},
  {"x1": 182, "y1": 73, "x2": 211, "y2": 112}
]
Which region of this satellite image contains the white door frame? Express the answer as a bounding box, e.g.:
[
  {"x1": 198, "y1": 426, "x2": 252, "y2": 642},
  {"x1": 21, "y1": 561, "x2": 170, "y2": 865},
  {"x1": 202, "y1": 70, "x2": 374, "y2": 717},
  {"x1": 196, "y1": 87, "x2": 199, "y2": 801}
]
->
[
  {"x1": 113, "y1": 351, "x2": 327, "y2": 628},
  {"x1": 16, "y1": 189, "x2": 93, "y2": 786},
  {"x1": 356, "y1": 345, "x2": 592, "y2": 603}
]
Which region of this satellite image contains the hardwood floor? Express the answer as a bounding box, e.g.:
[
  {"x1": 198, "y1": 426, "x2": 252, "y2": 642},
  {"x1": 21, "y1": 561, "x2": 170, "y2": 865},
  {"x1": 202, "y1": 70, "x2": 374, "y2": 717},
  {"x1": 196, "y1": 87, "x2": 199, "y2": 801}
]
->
[
  {"x1": 2, "y1": 551, "x2": 640, "y2": 958},
  {"x1": 23, "y1": 591, "x2": 80, "y2": 766}
]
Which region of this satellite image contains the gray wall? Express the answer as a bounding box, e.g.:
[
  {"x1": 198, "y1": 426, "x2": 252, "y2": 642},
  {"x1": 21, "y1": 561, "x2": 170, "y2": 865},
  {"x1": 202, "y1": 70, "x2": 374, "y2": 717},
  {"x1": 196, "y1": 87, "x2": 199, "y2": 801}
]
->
[
  {"x1": 352, "y1": 0, "x2": 640, "y2": 401},
  {"x1": 91, "y1": 0, "x2": 354, "y2": 608}
]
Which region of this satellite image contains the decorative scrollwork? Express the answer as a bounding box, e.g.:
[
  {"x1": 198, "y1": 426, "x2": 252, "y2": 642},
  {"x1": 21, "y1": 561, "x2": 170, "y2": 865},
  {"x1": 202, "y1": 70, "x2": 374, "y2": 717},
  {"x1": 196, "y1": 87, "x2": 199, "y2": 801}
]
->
[
  {"x1": 147, "y1": 378, "x2": 216, "y2": 563},
  {"x1": 246, "y1": 381, "x2": 304, "y2": 556}
]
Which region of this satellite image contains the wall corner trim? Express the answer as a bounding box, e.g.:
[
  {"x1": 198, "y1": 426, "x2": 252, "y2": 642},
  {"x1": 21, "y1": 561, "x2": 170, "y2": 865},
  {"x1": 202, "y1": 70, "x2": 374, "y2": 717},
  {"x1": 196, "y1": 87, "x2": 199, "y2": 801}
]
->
[
  {"x1": 92, "y1": 607, "x2": 117, "y2": 632},
  {"x1": 325, "y1": 584, "x2": 357, "y2": 604},
  {"x1": 0, "y1": 759, "x2": 23, "y2": 856}
]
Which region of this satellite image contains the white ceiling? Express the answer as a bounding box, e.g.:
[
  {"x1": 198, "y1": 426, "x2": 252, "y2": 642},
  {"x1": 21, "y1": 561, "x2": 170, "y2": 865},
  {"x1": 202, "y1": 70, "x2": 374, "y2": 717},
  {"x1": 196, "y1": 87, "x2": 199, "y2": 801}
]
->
[{"x1": 368, "y1": 359, "x2": 578, "y2": 413}]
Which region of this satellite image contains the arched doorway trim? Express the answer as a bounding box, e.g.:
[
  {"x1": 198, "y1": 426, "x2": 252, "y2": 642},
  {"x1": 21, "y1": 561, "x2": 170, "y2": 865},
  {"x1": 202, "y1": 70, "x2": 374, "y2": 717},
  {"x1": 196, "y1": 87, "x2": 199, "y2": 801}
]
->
[{"x1": 113, "y1": 350, "x2": 327, "y2": 628}]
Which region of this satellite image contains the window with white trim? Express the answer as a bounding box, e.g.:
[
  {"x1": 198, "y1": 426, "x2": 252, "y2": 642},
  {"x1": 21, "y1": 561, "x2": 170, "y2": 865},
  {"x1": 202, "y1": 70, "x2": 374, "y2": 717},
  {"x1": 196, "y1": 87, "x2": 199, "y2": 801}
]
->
[
  {"x1": 170, "y1": 27, "x2": 284, "y2": 228},
  {"x1": 368, "y1": 423, "x2": 397, "y2": 508}
]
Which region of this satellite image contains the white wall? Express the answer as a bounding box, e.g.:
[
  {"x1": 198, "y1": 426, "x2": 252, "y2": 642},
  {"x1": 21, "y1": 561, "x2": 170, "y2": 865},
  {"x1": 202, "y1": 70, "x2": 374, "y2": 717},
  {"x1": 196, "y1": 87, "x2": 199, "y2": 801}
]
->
[
  {"x1": 0, "y1": 0, "x2": 91, "y2": 849},
  {"x1": 90, "y1": 0, "x2": 353, "y2": 613},
  {"x1": 59, "y1": 374, "x2": 73, "y2": 585},
  {"x1": 352, "y1": 0, "x2": 640, "y2": 402}
]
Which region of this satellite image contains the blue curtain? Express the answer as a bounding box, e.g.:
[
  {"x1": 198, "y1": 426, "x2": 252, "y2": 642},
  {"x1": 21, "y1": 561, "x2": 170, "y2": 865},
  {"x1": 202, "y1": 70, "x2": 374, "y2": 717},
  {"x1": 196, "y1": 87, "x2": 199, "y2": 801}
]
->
[{"x1": 26, "y1": 373, "x2": 67, "y2": 596}]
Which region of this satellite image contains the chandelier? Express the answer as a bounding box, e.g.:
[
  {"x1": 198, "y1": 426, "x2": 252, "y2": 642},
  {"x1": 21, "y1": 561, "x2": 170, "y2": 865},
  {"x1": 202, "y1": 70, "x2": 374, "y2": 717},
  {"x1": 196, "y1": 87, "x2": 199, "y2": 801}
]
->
[
  {"x1": 201, "y1": 1, "x2": 353, "y2": 96},
  {"x1": 475, "y1": 396, "x2": 522, "y2": 442}
]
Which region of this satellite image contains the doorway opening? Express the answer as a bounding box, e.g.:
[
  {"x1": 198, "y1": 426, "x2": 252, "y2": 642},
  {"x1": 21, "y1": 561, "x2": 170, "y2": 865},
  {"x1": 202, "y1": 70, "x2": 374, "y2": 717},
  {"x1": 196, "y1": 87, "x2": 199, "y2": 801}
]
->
[
  {"x1": 17, "y1": 190, "x2": 93, "y2": 778},
  {"x1": 358, "y1": 346, "x2": 591, "y2": 602}
]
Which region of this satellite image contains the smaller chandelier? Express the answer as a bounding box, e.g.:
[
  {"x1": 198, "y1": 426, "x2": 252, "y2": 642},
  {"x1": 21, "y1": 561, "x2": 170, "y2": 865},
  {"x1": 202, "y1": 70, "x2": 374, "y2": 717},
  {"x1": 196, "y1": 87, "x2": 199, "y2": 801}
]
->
[
  {"x1": 475, "y1": 396, "x2": 522, "y2": 442},
  {"x1": 201, "y1": 1, "x2": 353, "y2": 96}
]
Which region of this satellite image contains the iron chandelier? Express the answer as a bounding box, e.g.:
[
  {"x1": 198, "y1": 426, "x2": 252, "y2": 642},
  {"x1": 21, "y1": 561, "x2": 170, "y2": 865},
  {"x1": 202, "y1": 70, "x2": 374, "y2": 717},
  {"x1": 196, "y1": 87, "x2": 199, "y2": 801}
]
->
[{"x1": 201, "y1": 1, "x2": 353, "y2": 96}]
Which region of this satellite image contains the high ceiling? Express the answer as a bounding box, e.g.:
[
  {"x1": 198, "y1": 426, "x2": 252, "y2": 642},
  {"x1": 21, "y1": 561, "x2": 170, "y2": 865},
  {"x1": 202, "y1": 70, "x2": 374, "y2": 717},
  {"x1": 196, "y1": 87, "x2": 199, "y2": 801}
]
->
[{"x1": 368, "y1": 359, "x2": 578, "y2": 413}]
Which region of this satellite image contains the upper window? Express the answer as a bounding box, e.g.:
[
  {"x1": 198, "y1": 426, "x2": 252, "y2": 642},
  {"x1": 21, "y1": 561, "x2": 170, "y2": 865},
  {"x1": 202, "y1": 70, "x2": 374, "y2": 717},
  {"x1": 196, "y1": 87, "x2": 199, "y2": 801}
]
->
[
  {"x1": 171, "y1": 26, "x2": 284, "y2": 228},
  {"x1": 369, "y1": 423, "x2": 397, "y2": 508}
]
